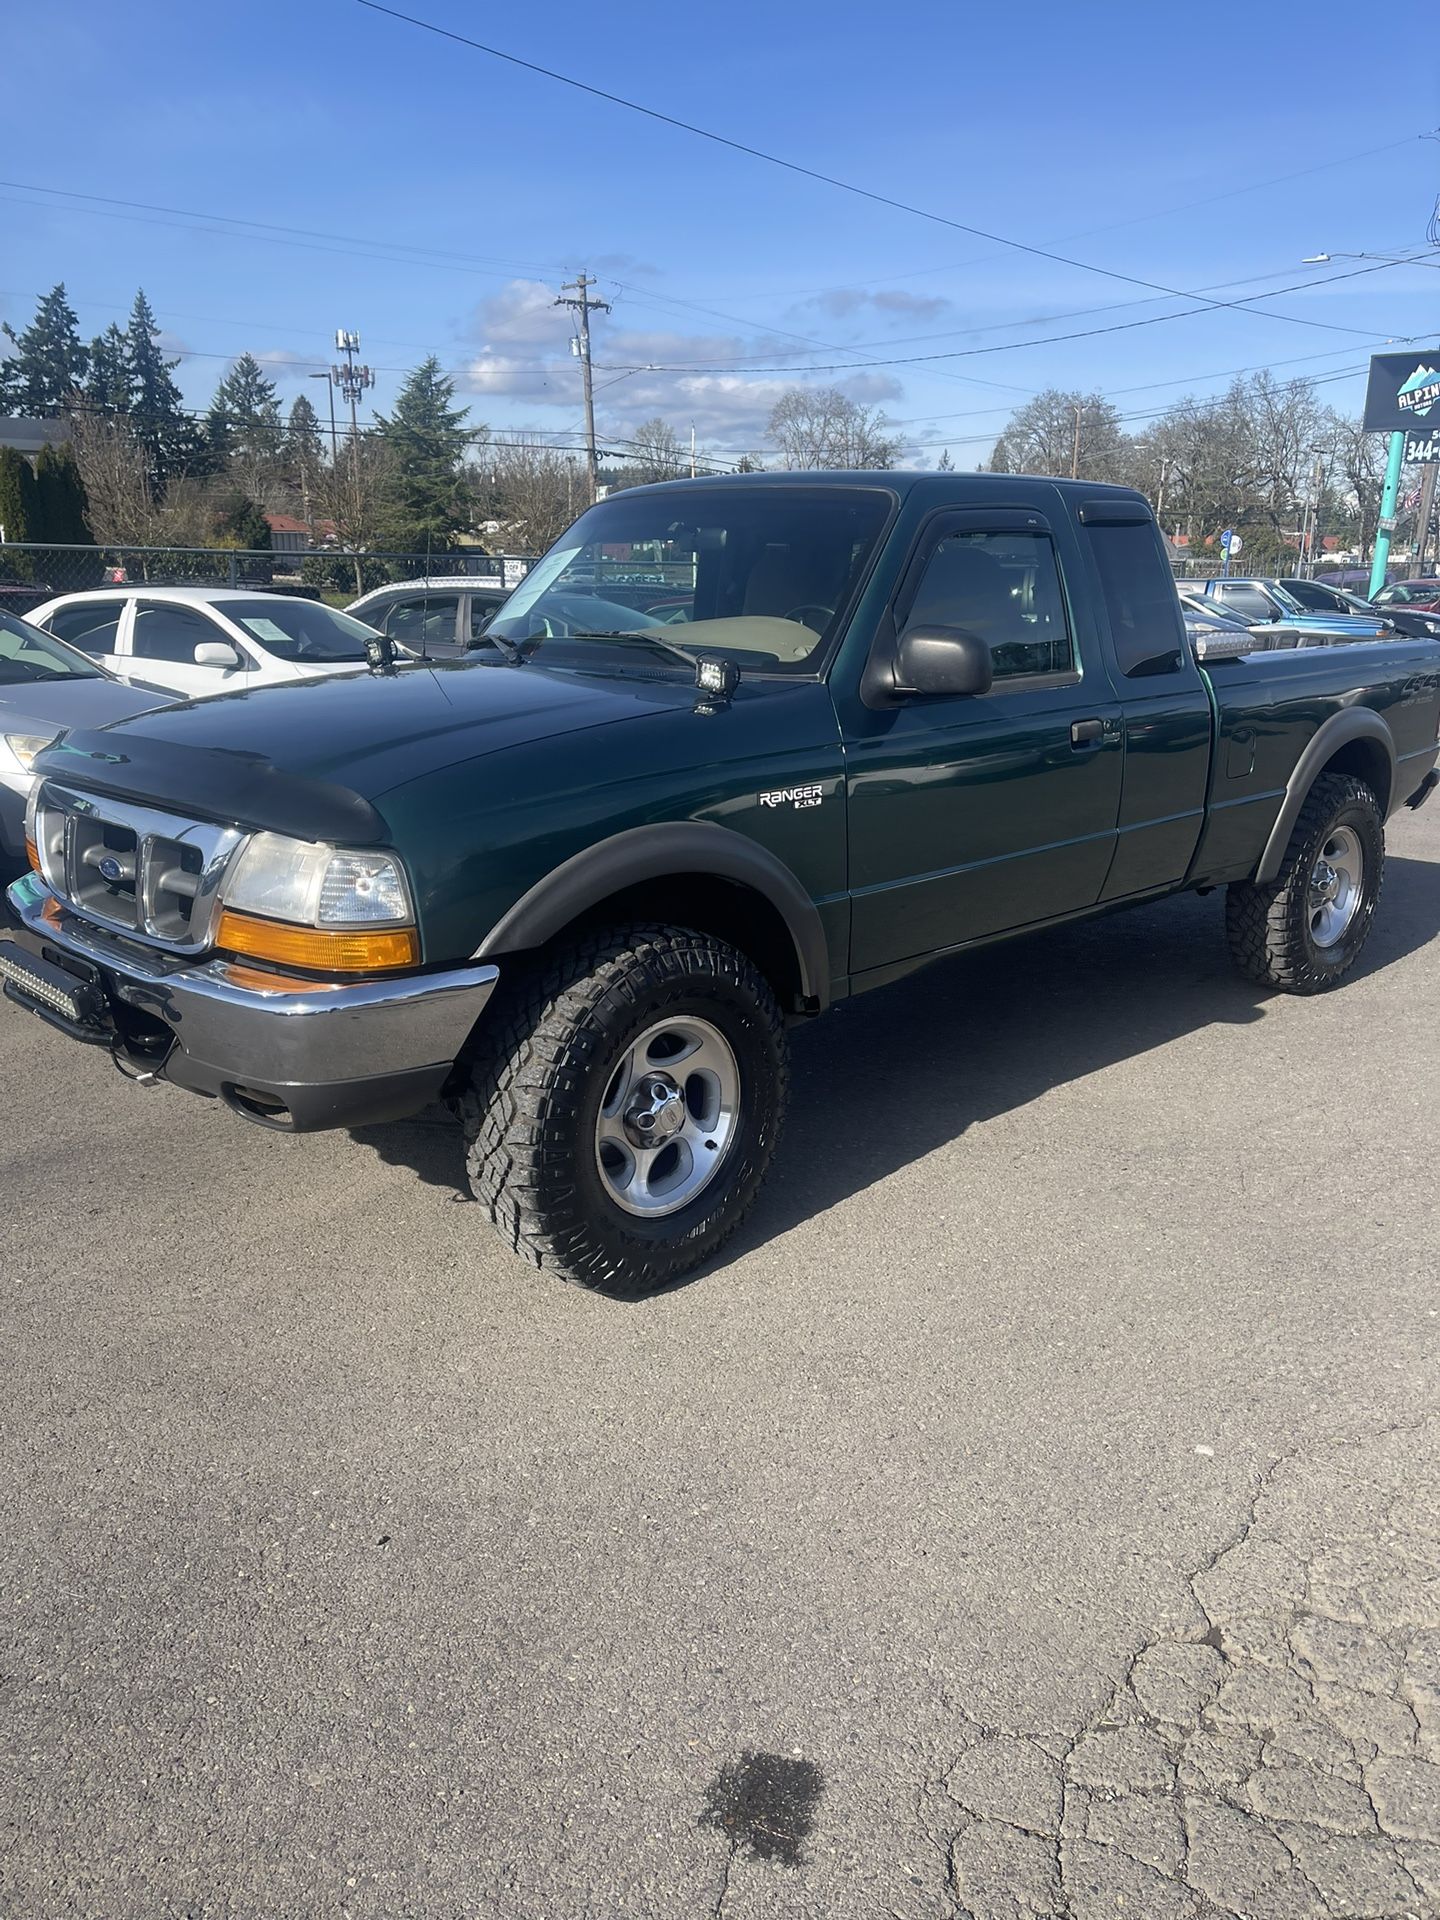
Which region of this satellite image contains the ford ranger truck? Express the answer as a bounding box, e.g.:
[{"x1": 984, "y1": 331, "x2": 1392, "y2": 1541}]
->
[{"x1": 5, "y1": 474, "x2": 1439, "y2": 1293}]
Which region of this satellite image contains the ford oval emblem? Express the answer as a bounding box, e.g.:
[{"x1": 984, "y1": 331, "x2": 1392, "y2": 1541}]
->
[{"x1": 97, "y1": 855, "x2": 124, "y2": 883}]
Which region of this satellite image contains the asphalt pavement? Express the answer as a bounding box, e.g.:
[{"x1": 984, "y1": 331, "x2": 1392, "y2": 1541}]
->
[{"x1": 2, "y1": 810, "x2": 1439, "y2": 1919}]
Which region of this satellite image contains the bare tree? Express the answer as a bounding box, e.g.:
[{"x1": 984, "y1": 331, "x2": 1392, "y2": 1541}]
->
[
  {"x1": 64, "y1": 403, "x2": 158, "y2": 545},
  {"x1": 988, "y1": 389, "x2": 1128, "y2": 482},
  {"x1": 313, "y1": 437, "x2": 400, "y2": 595},
  {"x1": 481, "y1": 444, "x2": 582, "y2": 553},
  {"x1": 627, "y1": 417, "x2": 684, "y2": 485},
  {"x1": 767, "y1": 386, "x2": 902, "y2": 469}
]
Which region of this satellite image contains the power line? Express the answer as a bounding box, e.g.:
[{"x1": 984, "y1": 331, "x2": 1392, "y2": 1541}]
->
[
  {"x1": 594, "y1": 255, "x2": 1431, "y2": 377},
  {"x1": 676, "y1": 136, "x2": 1435, "y2": 308},
  {"x1": 349, "y1": 0, "x2": 1420, "y2": 343}
]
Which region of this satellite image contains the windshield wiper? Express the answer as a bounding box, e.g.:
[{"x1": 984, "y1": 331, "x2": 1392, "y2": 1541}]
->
[{"x1": 553, "y1": 629, "x2": 700, "y2": 669}]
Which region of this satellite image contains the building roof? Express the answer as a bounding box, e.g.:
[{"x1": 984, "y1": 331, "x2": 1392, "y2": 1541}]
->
[
  {"x1": 265, "y1": 513, "x2": 309, "y2": 535},
  {"x1": 0, "y1": 416, "x2": 67, "y2": 456}
]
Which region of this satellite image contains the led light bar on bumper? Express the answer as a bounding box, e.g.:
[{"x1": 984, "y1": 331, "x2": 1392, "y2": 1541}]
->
[{"x1": 217, "y1": 832, "x2": 420, "y2": 973}]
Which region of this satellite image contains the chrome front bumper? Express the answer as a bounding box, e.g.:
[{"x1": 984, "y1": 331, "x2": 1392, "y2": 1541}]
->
[{"x1": 2, "y1": 872, "x2": 499, "y2": 1130}]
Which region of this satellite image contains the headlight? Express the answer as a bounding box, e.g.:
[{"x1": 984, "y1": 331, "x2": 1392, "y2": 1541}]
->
[
  {"x1": 223, "y1": 832, "x2": 412, "y2": 926},
  {"x1": 217, "y1": 832, "x2": 419, "y2": 973},
  {"x1": 2, "y1": 731, "x2": 57, "y2": 773}
]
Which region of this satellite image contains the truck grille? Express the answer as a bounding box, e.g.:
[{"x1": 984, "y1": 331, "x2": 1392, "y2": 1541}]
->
[{"x1": 31, "y1": 782, "x2": 244, "y2": 953}]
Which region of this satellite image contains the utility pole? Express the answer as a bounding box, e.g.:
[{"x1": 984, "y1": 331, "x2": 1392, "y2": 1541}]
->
[
  {"x1": 690, "y1": 423, "x2": 697, "y2": 479},
  {"x1": 1070, "y1": 402, "x2": 1084, "y2": 480},
  {"x1": 555, "y1": 275, "x2": 611, "y2": 504},
  {"x1": 331, "y1": 330, "x2": 377, "y2": 593},
  {"x1": 1416, "y1": 457, "x2": 1438, "y2": 573}
]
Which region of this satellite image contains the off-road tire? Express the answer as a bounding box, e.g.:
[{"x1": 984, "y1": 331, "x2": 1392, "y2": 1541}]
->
[
  {"x1": 1224, "y1": 773, "x2": 1384, "y2": 994},
  {"x1": 458, "y1": 924, "x2": 789, "y2": 1293}
]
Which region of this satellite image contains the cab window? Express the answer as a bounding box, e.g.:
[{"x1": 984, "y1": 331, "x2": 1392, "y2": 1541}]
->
[{"x1": 901, "y1": 528, "x2": 1073, "y2": 681}]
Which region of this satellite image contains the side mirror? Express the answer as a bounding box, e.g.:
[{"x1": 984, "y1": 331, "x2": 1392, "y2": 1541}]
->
[
  {"x1": 894, "y1": 624, "x2": 993, "y2": 698},
  {"x1": 194, "y1": 640, "x2": 242, "y2": 669}
]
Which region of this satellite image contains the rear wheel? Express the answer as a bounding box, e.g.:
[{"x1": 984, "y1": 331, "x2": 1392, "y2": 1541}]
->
[
  {"x1": 459, "y1": 924, "x2": 788, "y2": 1293},
  {"x1": 1225, "y1": 773, "x2": 1384, "y2": 993}
]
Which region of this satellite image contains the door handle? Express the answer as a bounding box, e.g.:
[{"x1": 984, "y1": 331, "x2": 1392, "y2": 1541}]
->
[{"x1": 1070, "y1": 718, "x2": 1104, "y2": 746}]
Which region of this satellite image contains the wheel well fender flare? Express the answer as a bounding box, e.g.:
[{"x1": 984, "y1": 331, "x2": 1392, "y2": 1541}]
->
[
  {"x1": 473, "y1": 821, "x2": 832, "y2": 1008},
  {"x1": 1255, "y1": 708, "x2": 1395, "y2": 884}
]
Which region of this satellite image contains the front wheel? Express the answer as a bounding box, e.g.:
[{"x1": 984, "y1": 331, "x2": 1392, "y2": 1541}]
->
[
  {"x1": 459, "y1": 924, "x2": 789, "y2": 1293},
  {"x1": 1225, "y1": 773, "x2": 1384, "y2": 994}
]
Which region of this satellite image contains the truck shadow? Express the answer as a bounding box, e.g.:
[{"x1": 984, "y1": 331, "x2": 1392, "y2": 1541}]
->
[{"x1": 351, "y1": 853, "x2": 1440, "y2": 1290}]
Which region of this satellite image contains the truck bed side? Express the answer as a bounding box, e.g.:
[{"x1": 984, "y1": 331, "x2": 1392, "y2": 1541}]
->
[{"x1": 1187, "y1": 636, "x2": 1440, "y2": 886}]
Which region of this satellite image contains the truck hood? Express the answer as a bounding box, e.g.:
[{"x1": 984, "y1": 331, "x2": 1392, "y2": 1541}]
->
[{"x1": 33, "y1": 658, "x2": 710, "y2": 844}]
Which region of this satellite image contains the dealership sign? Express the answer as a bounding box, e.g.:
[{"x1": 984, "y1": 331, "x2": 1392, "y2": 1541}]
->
[
  {"x1": 1363, "y1": 351, "x2": 1440, "y2": 433},
  {"x1": 1406, "y1": 429, "x2": 1440, "y2": 464}
]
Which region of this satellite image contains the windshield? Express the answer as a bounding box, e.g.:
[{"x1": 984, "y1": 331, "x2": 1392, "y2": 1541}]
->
[
  {"x1": 489, "y1": 484, "x2": 894, "y2": 673},
  {"x1": 0, "y1": 608, "x2": 104, "y2": 684},
  {"x1": 223, "y1": 598, "x2": 379, "y2": 662}
]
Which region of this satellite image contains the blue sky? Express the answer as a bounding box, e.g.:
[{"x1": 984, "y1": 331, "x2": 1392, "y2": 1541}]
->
[{"x1": 3, "y1": 0, "x2": 1438, "y2": 469}]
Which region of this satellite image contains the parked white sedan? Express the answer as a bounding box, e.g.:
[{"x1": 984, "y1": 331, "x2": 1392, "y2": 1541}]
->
[{"x1": 28, "y1": 587, "x2": 380, "y2": 698}]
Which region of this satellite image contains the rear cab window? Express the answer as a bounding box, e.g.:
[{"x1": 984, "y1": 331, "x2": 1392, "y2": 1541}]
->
[{"x1": 1080, "y1": 508, "x2": 1189, "y2": 679}]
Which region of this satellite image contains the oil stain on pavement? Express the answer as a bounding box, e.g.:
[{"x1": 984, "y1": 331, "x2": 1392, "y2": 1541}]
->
[{"x1": 700, "y1": 1749, "x2": 824, "y2": 1866}]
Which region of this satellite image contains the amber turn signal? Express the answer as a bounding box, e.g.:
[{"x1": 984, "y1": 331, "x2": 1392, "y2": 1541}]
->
[
  {"x1": 25, "y1": 833, "x2": 40, "y2": 874},
  {"x1": 214, "y1": 908, "x2": 419, "y2": 973}
]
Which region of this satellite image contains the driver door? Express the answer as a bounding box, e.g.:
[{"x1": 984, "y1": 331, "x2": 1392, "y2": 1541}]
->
[
  {"x1": 126, "y1": 601, "x2": 257, "y2": 697},
  {"x1": 843, "y1": 507, "x2": 1124, "y2": 976}
]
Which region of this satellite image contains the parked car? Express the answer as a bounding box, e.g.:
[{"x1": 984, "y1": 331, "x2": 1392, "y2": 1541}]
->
[
  {"x1": 0, "y1": 580, "x2": 58, "y2": 619},
  {"x1": 345, "y1": 577, "x2": 513, "y2": 657},
  {"x1": 1278, "y1": 576, "x2": 1440, "y2": 640},
  {"x1": 5, "y1": 473, "x2": 1439, "y2": 1294},
  {"x1": 1373, "y1": 578, "x2": 1440, "y2": 616},
  {"x1": 27, "y1": 587, "x2": 381, "y2": 698},
  {"x1": 0, "y1": 609, "x2": 174, "y2": 869},
  {"x1": 1187, "y1": 575, "x2": 1396, "y2": 642}
]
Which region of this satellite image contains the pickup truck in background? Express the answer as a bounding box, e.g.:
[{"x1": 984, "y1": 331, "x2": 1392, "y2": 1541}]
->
[
  {"x1": 1187, "y1": 574, "x2": 1396, "y2": 643},
  {"x1": 4, "y1": 473, "x2": 1440, "y2": 1293}
]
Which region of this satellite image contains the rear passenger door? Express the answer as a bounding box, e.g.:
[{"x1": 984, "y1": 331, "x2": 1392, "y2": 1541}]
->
[
  {"x1": 39, "y1": 598, "x2": 129, "y2": 676},
  {"x1": 1076, "y1": 501, "x2": 1213, "y2": 900},
  {"x1": 843, "y1": 506, "x2": 1125, "y2": 976}
]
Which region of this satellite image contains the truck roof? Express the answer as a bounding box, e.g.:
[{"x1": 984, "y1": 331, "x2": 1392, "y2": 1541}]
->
[{"x1": 618, "y1": 469, "x2": 1152, "y2": 508}]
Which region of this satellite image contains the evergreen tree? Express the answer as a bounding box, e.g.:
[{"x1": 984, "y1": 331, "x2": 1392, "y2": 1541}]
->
[
  {"x1": 0, "y1": 446, "x2": 40, "y2": 576},
  {"x1": 284, "y1": 393, "x2": 325, "y2": 520},
  {"x1": 375, "y1": 357, "x2": 471, "y2": 550},
  {"x1": 125, "y1": 289, "x2": 198, "y2": 494},
  {"x1": 215, "y1": 493, "x2": 272, "y2": 550},
  {"x1": 33, "y1": 442, "x2": 92, "y2": 544},
  {"x1": 86, "y1": 323, "x2": 134, "y2": 412},
  {"x1": 1, "y1": 284, "x2": 89, "y2": 415},
  {"x1": 206, "y1": 353, "x2": 283, "y2": 502}
]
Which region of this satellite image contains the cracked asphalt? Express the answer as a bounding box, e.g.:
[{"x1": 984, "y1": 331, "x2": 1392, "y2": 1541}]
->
[{"x1": 3, "y1": 806, "x2": 1439, "y2": 1919}]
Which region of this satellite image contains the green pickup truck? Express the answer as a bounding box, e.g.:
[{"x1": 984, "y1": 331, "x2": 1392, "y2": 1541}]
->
[{"x1": 5, "y1": 473, "x2": 1440, "y2": 1290}]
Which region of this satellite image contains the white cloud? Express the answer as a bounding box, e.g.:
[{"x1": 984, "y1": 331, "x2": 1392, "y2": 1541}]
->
[
  {"x1": 797, "y1": 287, "x2": 956, "y2": 324},
  {"x1": 457, "y1": 280, "x2": 911, "y2": 454}
]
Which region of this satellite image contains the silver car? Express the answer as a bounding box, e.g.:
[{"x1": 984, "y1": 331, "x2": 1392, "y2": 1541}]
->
[{"x1": 0, "y1": 611, "x2": 174, "y2": 869}]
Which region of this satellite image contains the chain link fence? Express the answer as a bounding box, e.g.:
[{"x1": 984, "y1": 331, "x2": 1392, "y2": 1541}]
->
[{"x1": 0, "y1": 543, "x2": 537, "y2": 611}]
